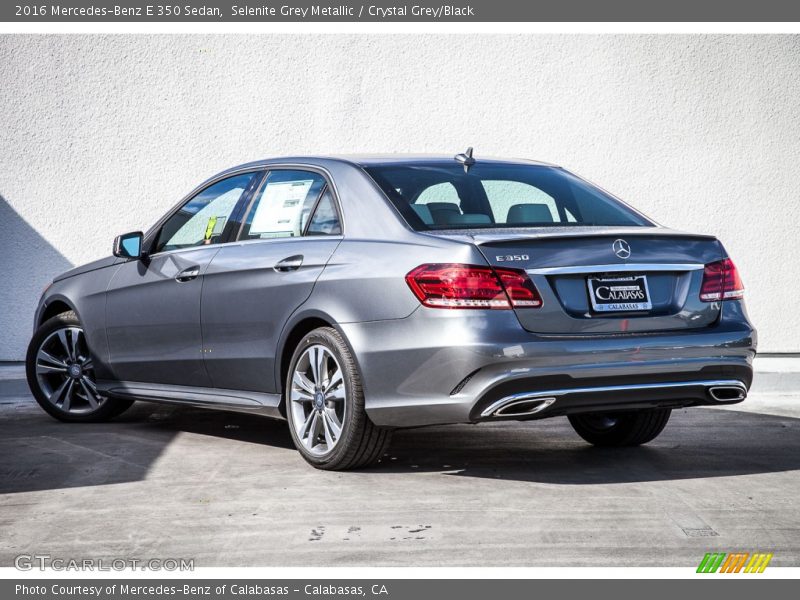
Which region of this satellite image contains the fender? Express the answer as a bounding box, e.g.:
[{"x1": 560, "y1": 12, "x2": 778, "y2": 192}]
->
[{"x1": 273, "y1": 306, "x2": 364, "y2": 402}]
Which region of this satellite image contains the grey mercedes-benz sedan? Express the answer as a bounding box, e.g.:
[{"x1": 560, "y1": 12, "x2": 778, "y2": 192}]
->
[{"x1": 27, "y1": 151, "x2": 756, "y2": 469}]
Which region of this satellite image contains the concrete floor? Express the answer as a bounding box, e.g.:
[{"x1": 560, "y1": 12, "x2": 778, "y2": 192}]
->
[{"x1": 1, "y1": 370, "x2": 798, "y2": 567}]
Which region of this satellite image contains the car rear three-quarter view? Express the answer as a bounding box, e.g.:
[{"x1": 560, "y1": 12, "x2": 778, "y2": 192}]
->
[{"x1": 26, "y1": 151, "x2": 757, "y2": 470}]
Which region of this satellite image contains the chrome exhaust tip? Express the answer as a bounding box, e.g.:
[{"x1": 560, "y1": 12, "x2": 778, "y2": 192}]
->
[
  {"x1": 708, "y1": 384, "x2": 747, "y2": 402},
  {"x1": 492, "y1": 397, "x2": 557, "y2": 418}
]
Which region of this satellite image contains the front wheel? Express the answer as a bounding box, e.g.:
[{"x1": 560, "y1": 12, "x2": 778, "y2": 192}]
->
[
  {"x1": 26, "y1": 311, "x2": 133, "y2": 422},
  {"x1": 568, "y1": 409, "x2": 671, "y2": 447},
  {"x1": 285, "y1": 327, "x2": 391, "y2": 470}
]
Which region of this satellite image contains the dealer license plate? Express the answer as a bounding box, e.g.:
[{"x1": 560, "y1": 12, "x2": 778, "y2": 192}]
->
[{"x1": 588, "y1": 275, "x2": 652, "y2": 312}]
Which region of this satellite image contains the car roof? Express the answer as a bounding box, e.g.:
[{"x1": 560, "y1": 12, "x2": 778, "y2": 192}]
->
[
  {"x1": 326, "y1": 154, "x2": 559, "y2": 168},
  {"x1": 223, "y1": 154, "x2": 560, "y2": 173}
]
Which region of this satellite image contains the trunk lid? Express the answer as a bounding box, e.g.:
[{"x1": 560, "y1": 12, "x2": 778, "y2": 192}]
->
[{"x1": 433, "y1": 226, "x2": 723, "y2": 334}]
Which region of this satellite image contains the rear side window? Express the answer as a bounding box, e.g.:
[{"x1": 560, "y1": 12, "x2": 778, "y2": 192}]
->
[
  {"x1": 306, "y1": 189, "x2": 342, "y2": 236},
  {"x1": 364, "y1": 162, "x2": 651, "y2": 230},
  {"x1": 240, "y1": 170, "x2": 326, "y2": 240}
]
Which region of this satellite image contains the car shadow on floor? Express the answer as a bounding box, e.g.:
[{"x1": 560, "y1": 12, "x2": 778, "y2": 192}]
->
[
  {"x1": 376, "y1": 408, "x2": 800, "y2": 484},
  {"x1": 2, "y1": 393, "x2": 798, "y2": 493},
  {"x1": 0, "y1": 399, "x2": 294, "y2": 494}
]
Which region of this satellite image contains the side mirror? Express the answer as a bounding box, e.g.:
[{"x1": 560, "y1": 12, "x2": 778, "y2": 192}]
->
[{"x1": 113, "y1": 231, "x2": 144, "y2": 259}]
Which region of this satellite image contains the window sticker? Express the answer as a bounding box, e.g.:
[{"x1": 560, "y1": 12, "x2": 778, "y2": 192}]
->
[
  {"x1": 250, "y1": 179, "x2": 314, "y2": 236},
  {"x1": 204, "y1": 216, "x2": 217, "y2": 241},
  {"x1": 204, "y1": 216, "x2": 226, "y2": 242}
]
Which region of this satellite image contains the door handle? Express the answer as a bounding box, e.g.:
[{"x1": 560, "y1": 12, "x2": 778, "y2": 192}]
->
[
  {"x1": 175, "y1": 267, "x2": 200, "y2": 282},
  {"x1": 274, "y1": 255, "x2": 304, "y2": 272}
]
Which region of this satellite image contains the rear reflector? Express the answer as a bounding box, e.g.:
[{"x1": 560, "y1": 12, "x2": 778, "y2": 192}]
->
[
  {"x1": 700, "y1": 258, "x2": 745, "y2": 302},
  {"x1": 405, "y1": 263, "x2": 543, "y2": 309}
]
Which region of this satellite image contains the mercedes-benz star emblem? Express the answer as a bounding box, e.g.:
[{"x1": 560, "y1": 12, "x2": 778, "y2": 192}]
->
[{"x1": 612, "y1": 239, "x2": 631, "y2": 259}]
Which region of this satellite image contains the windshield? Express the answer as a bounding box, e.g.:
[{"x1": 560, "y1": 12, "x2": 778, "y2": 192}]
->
[{"x1": 363, "y1": 162, "x2": 652, "y2": 231}]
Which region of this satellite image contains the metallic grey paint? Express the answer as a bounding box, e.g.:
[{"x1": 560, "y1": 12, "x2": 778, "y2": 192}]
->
[{"x1": 32, "y1": 155, "x2": 757, "y2": 428}]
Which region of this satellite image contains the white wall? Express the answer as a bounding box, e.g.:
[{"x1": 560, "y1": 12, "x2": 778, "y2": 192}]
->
[{"x1": 1, "y1": 34, "x2": 799, "y2": 359}]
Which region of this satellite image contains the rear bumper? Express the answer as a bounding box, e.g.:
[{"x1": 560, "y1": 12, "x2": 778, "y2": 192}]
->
[{"x1": 340, "y1": 300, "x2": 756, "y2": 428}]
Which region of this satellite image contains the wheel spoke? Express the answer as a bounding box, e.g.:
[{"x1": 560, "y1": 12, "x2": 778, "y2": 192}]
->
[
  {"x1": 316, "y1": 348, "x2": 328, "y2": 387},
  {"x1": 293, "y1": 370, "x2": 315, "y2": 395},
  {"x1": 321, "y1": 411, "x2": 336, "y2": 448},
  {"x1": 50, "y1": 378, "x2": 74, "y2": 411},
  {"x1": 299, "y1": 409, "x2": 316, "y2": 439},
  {"x1": 36, "y1": 350, "x2": 68, "y2": 374},
  {"x1": 325, "y1": 368, "x2": 342, "y2": 394},
  {"x1": 308, "y1": 347, "x2": 320, "y2": 384},
  {"x1": 291, "y1": 389, "x2": 313, "y2": 403},
  {"x1": 74, "y1": 329, "x2": 87, "y2": 363},
  {"x1": 304, "y1": 412, "x2": 320, "y2": 450},
  {"x1": 68, "y1": 329, "x2": 81, "y2": 362},
  {"x1": 56, "y1": 330, "x2": 71, "y2": 360},
  {"x1": 58, "y1": 329, "x2": 78, "y2": 362},
  {"x1": 47, "y1": 378, "x2": 70, "y2": 405},
  {"x1": 82, "y1": 377, "x2": 98, "y2": 393},
  {"x1": 79, "y1": 378, "x2": 99, "y2": 409},
  {"x1": 38, "y1": 349, "x2": 67, "y2": 368},
  {"x1": 326, "y1": 383, "x2": 345, "y2": 401},
  {"x1": 323, "y1": 408, "x2": 342, "y2": 439},
  {"x1": 63, "y1": 380, "x2": 76, "y2": 412}
]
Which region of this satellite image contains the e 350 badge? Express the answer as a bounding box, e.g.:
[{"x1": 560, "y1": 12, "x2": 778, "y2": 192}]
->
[{"x1": 495, "y1": 254, "x2": 529, "y2": 262}]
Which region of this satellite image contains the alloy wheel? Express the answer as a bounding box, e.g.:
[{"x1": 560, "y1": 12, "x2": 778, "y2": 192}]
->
[
  {"x1": 34, "y1": 326, "x2": 105, "y2": 414},
  {"x1": 289, "y1": 345, "x2": 347, "y2": 456}
]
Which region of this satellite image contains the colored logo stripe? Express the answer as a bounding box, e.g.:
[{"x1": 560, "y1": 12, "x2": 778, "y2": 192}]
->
[
  {"x1": 697, "y1": 552, "x2": 772, "y2": 573},
  {"x1": 745, "y1": 553, "x2": 773, "y2": 573},
  {"x1": 697, "y1": 553, "x2": 726, "y2": 573},
  {"x1": 720, "y1": 553, "x2": 749, "y2": 573}
]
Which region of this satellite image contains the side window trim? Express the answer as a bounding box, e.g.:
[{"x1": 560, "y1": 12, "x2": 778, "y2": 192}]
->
[
  {"x1": 225, "y1": 170, "x2": 268, "y2": 243},
  {"x1": 235, "y1": 167, "x2": 344, "y2": 242},
  {"x1": 146, "y1": 169, "x2": 264, "y2": 257}
]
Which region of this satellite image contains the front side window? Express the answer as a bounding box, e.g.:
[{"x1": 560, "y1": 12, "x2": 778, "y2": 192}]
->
[
  {"x1": 240, "y1": 170, "x2": 337, "y2": 240},
  {"x1": 364, "y1": 162, "x2": 651, "y2": 230},
  {"x1": 155, "y1": 173, "x2": 256, "y2": 253}
]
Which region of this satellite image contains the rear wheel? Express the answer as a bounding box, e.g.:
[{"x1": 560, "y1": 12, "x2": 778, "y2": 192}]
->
[
  {"x1": 26, "y1": 311, "x2": 133, "y2": 422},
  {"x1": 568, "y1": 409, "x2": 671, "y2": 447},
  {"x1": 285, "y1": 327, "x2": 391, "y2": 470}
]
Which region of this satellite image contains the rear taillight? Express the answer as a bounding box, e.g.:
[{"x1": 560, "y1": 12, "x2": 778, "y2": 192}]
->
[
  {"x1": 405, "y1": 263, "x2": 543, "y2": 309},
  {"x1": 494, "y1": 267, "x2": 543, "y2": 307},
  {"x1": 700, "y1": 258, "x2": 744, "y2": 302}
]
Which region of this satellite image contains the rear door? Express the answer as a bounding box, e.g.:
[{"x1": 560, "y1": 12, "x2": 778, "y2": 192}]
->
[{"x1": 201, "y1": 168, "x2": 343, "y2": 393}]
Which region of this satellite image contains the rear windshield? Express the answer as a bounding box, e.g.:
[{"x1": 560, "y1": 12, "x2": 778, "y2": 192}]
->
[{"x1": 363, "y1": 162, "x2": 652, "y2": 230}]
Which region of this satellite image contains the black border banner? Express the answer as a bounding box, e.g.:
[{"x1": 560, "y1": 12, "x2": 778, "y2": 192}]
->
[
  {"x1": 4, "y1": 0, "x2": 800, "y2": 22},
  {"x1": 5, "y1": 579, "x2": 800, "y2": 600}
]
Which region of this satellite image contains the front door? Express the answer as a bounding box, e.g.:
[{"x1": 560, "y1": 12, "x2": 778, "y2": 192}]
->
[{"x1": 104, "y1": 172, "x2": 259, "y2": 386}]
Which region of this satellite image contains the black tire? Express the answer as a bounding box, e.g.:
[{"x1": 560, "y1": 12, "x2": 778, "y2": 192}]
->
[
  {"x1": 285, "y1": 326, "x2": 391, "y2": 470},
  {"x1": 568, "y1": 408, "x2": 671, "y2": 447},
  {"x1": 26, "y1": 311, "x2": 134, "y2": 423}
]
